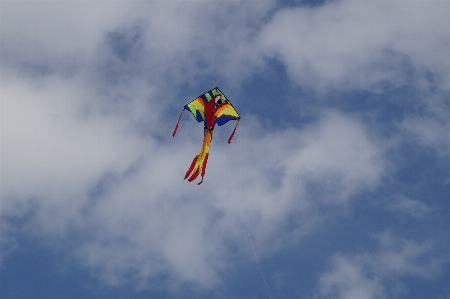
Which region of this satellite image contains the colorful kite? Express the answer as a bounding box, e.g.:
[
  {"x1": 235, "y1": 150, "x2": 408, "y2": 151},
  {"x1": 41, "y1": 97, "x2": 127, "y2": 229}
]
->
[{"x1": 172, "y1": 87, "x2": 240, "y2": 185}]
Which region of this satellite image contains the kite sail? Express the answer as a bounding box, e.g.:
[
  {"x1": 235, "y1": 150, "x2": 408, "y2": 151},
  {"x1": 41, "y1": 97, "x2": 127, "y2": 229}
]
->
[{"x1": 172, "y1": 87, "x2": 240, "y2": 185}]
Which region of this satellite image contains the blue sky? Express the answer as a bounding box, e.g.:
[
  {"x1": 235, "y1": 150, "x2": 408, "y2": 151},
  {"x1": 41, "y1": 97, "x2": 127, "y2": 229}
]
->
[{"x1": 1, "y1": 0, "x2": 450, "y2": 298}]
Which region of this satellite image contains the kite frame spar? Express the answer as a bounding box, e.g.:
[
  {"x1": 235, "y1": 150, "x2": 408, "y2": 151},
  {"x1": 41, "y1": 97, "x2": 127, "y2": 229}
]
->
[{"x1": 172, "y1": 87, "x2": 240, "y2": 184}]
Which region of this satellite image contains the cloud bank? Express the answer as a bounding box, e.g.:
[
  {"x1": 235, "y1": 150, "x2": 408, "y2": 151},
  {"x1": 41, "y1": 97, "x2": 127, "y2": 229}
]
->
[{"x1": 1, "y1": 0, "x2": 450, "y2": 297}]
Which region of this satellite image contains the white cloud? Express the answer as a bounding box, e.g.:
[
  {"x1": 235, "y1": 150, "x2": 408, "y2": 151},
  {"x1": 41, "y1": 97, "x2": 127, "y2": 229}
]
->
[
  {"x1": 0, "y1": 71, "x2": 151, "y2": 234},
  {"x1": 257, "y1": 0, "x2": 450, "y2": 171},
  {"x1": 374, "y1": 233, "x2": 436, "y2": 278},
  {"x1": 319, "y1": 255, "x2": 384, "y2": 299},
  {"x1": 259, "y1": 0, "x2": 450, "y2": 92},
  {"x1": 0, "y1": 0, "x2": 274, "y2": 90},
  {"x1": 318, "y1": 232, "x2": 446, "y2": 299},
  {"x1": 279, "y1": 111, "x2": 385, "y2": 204},
  {"x1": 0, "y1": 1, "x2": 133, "y2": 62},
  {"x1": 389, "y1": 196, "x2": 434, "y2": 219},
  {"x1": 402, "y1": 94, "x2": 450, "y2": 155}
]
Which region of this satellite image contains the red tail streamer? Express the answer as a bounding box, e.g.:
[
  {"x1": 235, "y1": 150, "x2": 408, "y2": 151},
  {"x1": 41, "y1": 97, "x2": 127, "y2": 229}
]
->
[
  {"x1": 197, "y1": 153, "x2": 209, "y2": 185},
  {"x1": 227, "y1": 119, "x2": 240, "y2": 144},
  {"x1": 188, "y1": 169, "x2": 201, "y2": 182},
  {"x1": 184, "y1": 155, "x2": 199, "y2": 180},
  {"x1": 172, "y1": 109, "x2": 185, "y2": 137}
]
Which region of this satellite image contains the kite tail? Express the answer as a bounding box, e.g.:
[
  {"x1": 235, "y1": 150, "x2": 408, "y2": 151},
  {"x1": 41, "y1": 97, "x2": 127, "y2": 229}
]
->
[
  {"x1": 172, "y1": 109, "x2": 185, "y2": 137},
  {"x1": 184, "y1": 131, "x2": 212, "y2": 185},
  {"x1": 227, "y1": 119, "x2": 240, "y2": 144}
]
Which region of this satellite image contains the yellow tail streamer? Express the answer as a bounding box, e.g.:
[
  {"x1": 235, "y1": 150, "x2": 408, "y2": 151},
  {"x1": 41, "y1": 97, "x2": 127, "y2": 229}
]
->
[{"x1": 184, "y1": 130, "x2": 212, "y2": 185}]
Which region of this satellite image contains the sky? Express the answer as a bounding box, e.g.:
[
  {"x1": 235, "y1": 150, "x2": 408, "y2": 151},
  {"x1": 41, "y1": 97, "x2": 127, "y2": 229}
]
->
[{"x1": 1, "y1": 0, "x2": 450, "y2": 298}]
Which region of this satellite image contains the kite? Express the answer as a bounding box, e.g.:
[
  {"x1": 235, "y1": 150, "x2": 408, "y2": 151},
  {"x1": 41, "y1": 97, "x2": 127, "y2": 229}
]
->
[{"x1": 172, "y1": 87, "x2": 240, "y2": 185}]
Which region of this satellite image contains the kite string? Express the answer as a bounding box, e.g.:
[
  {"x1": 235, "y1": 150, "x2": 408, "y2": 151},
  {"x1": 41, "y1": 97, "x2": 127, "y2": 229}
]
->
[{"x1": 241, "y1": 214, "x2": 273, "y2": 299}]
